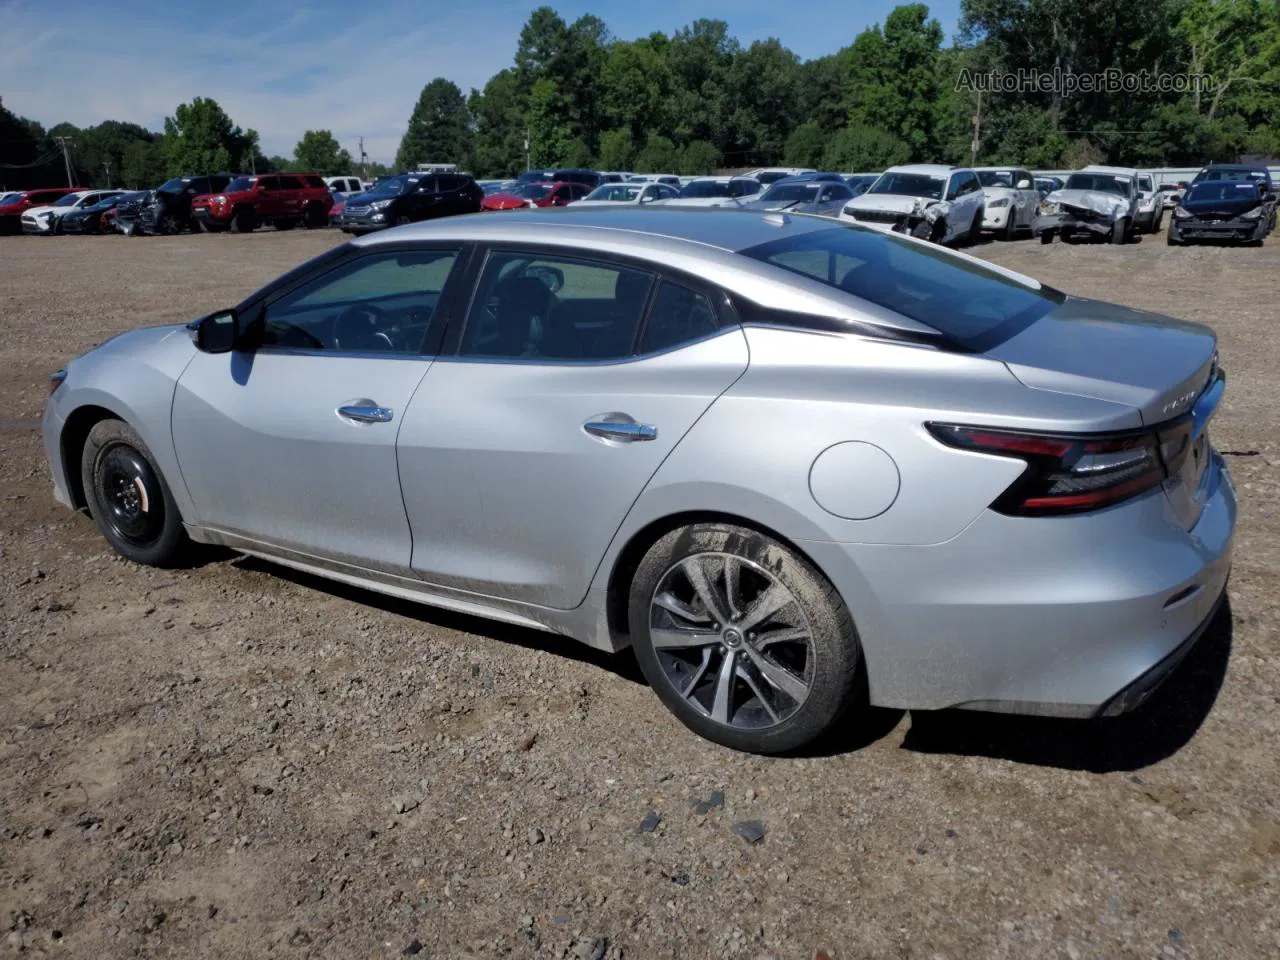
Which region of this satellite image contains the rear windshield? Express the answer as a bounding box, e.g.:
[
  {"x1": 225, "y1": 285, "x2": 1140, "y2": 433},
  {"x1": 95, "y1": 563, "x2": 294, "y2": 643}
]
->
[
  {"x1": 760, "y1": 183, "x2": 821, "y2": 203},
  {"x1": 740, "y1": 226, "x2": 1063, "y2": 350},
  {"x1": 679, "y1": 180, "x2": 733, "y2": 198}
]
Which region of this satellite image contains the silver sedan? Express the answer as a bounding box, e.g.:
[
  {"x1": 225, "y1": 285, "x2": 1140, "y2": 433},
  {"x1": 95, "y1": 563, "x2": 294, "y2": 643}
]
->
[{"x1": 43, "y1": 208, "x2": 1235, "y2": 753}]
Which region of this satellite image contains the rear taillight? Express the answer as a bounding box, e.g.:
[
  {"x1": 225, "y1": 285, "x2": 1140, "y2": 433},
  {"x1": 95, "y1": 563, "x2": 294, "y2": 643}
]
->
[{"x1": 928, "y1": 422, "x2": 1178, "y2": 515}]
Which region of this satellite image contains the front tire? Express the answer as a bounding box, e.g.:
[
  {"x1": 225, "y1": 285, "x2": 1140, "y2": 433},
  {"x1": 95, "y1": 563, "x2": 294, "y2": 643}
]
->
[
  {"x1": 1110, "y1": 217, "x2": 1129, "y2": 244},
  {"x1": 80, "y1": 419, "x2": 187, "y2": 566},
  {"x1": 628, "y1": 523, "x2": 861, "y2": 754}
]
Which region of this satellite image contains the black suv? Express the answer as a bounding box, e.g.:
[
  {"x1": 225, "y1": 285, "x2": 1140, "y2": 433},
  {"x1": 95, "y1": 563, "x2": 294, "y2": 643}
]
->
[
  {"x1": 336, "y1": 171, "x2": 483, "y2": 234},
  {"x1": 1190, "y1": 163, "x2": 1276, "y2": 229},
  {"x1": 139, "y1": 174, "x2": 233, "y2": 234}
]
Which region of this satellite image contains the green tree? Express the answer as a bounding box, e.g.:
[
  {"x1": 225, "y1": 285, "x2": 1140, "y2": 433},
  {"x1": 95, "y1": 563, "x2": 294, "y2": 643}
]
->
[
  {"x1": 723, "y1": 39, "x2": 801, "y2": 165},
  {"x1": 678, "y1": 139, "x2": 721, "y2": 174},
  {"x1": 596, "y1": 129, "x2": 635, "y2": 170},
  {"x1": 163, "y1": 97, "x2": 250, "y2": 175},
  {"x1": 468, "y1": 69, "x2": 527, "y2": 177},
  {"x1": 120, "y1": 138, "x2": 168, "y2": 188},
  {"x1": 528, "y1": 77, "x2": 574, "y2": 166},
  {"x1": 293, "y1": 129, "x2": 354, "y2": 175},
  {"x1": 602, "y1": 37, "x2": 674, "y2": 143},
  {"x1": 395, "y1": 78, "x2": 472, "y2": 171},
  {"x1": 784, "y1": 122, "x2": 826, "y2": 167},
  {"x1": 635, "y1": 133, "x2": 679, "y2": 172},
  {"x1": 822, "y1": 123, "x2": 910, "y2": 171}
]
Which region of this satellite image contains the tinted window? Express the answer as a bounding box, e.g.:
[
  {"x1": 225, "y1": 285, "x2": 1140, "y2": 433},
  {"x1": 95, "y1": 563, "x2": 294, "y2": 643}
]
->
[
  {"x1": 825, "y1": 183, "x2": 854, "y2": 200},
  {"x1": 227, "y1": 177, "x2": 256, "y2": 192},
  {"x1": 640, "y1": 281, "x2": 720, "y2": 354},
  {"x1": 261, "y1": 249, "x2": 459, "y2": 354},
  {"x1": 741, "y1": 226, "x2": 1062, "y2": 350},
  {"x1": 976, "y1": 170, "x2": 1013, "y2": 188},
  {"x1": 278, "y1": 176, "x2": 303, "y2": 190},
  {"x1": 259, "y1": 177, "x2": 282, "y2": 191},
  {"x1": 303, "y1": 175, "x2": 325, "y2": 188},
  {"x1": 460, "y1": 251, "x2": 653, "y2": 361}
]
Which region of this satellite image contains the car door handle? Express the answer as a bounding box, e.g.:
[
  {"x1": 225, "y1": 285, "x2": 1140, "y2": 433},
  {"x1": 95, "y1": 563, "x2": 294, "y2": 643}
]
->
[
  {"x1": 338, "y1": 403, "x2": 394, "y2": 424},
  {"x1": 584, "y1": 419, "x2": 657, "y2": 442}
]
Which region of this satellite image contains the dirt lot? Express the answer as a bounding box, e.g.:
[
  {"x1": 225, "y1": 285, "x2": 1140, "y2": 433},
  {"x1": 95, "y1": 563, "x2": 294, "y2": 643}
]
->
[{"x1": 1, "y1": 225, "x2": 1278, "y2": 960}]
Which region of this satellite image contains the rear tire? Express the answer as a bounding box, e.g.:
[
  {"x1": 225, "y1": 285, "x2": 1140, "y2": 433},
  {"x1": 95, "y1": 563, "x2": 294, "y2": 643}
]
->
[
  {"x1": 80, "y1": 419, "x2": 187, "y2": 567},
  {"x1": 628, "y1": 522, "x2": 862, "y2": 754},
  {"x1": 1039, "y1": 229, "x2": 1055, "y2": 244}
]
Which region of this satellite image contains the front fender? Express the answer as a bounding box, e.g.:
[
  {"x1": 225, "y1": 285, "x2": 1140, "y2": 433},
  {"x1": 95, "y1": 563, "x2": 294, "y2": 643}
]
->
[{"x1": 43, "y1": 325, "x2": 198, "y2": 521}]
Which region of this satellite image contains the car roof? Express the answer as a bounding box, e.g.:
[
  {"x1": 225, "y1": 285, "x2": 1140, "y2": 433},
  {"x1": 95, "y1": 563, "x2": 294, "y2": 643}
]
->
[
  {"x1": 1081, "y1": 165, "x2": 1139, "y2": 176},
  {"x1": 974, "y1": 166, "x2": 1027, "y2": 172},
  {"x1": 357, "y1": 207, "x2": 832, "y2": 254},
  {"x1": 886, "y1": 164, "x2": 958, "y2": 176},
  {"x1": 358, "y1": 209, "x2": 947, "y2": 338}
]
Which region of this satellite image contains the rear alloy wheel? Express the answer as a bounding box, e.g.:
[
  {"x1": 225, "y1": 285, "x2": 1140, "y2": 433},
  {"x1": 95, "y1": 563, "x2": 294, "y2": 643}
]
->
[
  {"x1": 629, "y1": 523, "x2": 861, "y2": 754},
  {"x1": 80, "y1": 419, "x2": 187, "y2": 566}
]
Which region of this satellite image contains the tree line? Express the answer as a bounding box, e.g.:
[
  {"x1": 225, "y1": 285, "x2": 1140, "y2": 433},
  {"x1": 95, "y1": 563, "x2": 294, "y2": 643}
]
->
[{"x1": 3, "y1": 1, "x2": 1277, "y2": 192}]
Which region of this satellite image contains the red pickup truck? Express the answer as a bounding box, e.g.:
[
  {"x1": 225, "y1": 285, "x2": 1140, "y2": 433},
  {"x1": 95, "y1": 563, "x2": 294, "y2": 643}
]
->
[
  {"x1": 190, "y1": 172, "x2": 333, "y2": 233},
  {"x1": 0, "y1": 186, "x2": 85, "y2": 234}
]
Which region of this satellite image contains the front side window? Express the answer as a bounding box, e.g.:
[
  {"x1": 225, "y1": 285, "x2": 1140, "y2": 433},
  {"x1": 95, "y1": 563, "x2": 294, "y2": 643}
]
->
[
  {"x1": 278, "y1": 175, "x2": 303, "y2": 190},
  {"x1": 227, "y1": 177, "x2": 256, "y2": 192},
  {"x1": 459, "y1": 251, "x2": 654, "y2": 361},
  {"x1": 741, "y1": 226, "x2": 1063, "y2": 350},
  {"x1": 260, "y1": 249, "x2": 459, "y2": 354}
]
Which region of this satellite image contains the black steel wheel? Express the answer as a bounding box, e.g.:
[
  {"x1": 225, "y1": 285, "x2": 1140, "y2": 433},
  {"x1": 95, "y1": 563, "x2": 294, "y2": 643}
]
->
[{"x1": 80, "y1": 419, "x2": 187, "y2": 566}]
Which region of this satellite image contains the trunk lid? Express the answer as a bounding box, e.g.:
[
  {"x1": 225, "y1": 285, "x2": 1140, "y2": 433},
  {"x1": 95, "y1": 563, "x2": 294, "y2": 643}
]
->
[
  {"x1": 988, "y1": 297, "x2": 1221, "y2": 529},
  {"x1": 987, "y1": 297, "x2": 1217, "y2": 426}
]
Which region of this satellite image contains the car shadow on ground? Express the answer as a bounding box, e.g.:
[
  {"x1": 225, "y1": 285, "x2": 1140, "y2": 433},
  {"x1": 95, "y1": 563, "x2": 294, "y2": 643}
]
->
[
  {"x1": 227, "y1": 554, "x2": 1231, "y2": 770},
  {"x1": 898, "y1": 599, "x2": 1233, "y2": 773},
  {"x1": 230, "y1": 555, "x2": 648, "y2": 686}
]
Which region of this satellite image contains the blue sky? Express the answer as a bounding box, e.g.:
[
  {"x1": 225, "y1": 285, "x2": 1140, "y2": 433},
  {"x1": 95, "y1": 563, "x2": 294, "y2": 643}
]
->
[{"x1": 0, "y1": 0, "x2": 961, "y2": 164}]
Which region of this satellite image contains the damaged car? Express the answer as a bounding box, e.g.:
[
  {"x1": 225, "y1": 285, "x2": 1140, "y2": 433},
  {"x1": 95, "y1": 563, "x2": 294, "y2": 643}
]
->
[
  {"x1": 838, "y1": 164, "x2": 985, "y2": 245},
  {"x1": 138, "y1": 174, "x2": 233, "y2": 235},
  {"x1": 1167, "y1": 180, "x2": 1271, "y2": 246},
  {"x1": 1134, "y1": 173, "x2": 1164, "y2": 234},
  {"x1": 975, "y1": 167, "x2": 1038, "y2": 240},
  {"x1": 1036, "y1": 165, "x2": 1140, "y2": 244},
  {"x1": 740, "y1": 177, "x2": 855, "y2": 217}
]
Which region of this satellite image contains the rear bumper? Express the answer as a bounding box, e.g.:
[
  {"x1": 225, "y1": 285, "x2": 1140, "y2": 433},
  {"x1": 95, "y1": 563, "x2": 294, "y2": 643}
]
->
[
  {"x1": 1168, "y1": 217, "x2": 1268, "y2": 243},
  {"x1": 805, "y1": 452, "x2": 1236, "y2": 716}
]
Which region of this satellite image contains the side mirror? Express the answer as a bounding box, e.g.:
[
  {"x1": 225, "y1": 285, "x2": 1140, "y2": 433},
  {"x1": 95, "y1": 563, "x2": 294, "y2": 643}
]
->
[
  {"x1": 187, "y1": 309, "x2": 239, "y2": 354},
  {"x1": 1016, "y1": 179, "x2": 1032, "y2": 189}
]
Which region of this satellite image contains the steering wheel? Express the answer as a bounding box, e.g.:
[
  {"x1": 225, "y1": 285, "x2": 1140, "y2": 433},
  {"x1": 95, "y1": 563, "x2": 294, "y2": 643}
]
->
[{"x1": 333, "y1": 303, "x2": 397, "y2": 352}]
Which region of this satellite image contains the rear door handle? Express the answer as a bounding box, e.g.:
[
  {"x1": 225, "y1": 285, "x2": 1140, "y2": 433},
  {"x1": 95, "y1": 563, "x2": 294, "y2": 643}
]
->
[
  {"x1": 584, "y1": 419, "x2": 657, "y2": 442},
  {"x1": 338, "y1": 403, "x2": 394, "y2": 424}
]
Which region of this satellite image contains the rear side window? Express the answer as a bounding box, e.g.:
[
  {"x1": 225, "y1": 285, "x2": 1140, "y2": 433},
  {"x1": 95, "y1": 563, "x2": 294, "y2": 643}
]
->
[
  {"x1": 459, "y1": 251, "x2": 653, "y2": 361},
  {"x1": 639, "y1": 281, "x2": 720, "y2": 354},
  {"x1": 303, "y1": 175, "x2": 325, "y2": 188},
  {"x1": 740, "y1": 226, "x2": 1063, "y2": 350},
  {"x1": 278, "y1": 176, "x2": 303, "y2": 190}
]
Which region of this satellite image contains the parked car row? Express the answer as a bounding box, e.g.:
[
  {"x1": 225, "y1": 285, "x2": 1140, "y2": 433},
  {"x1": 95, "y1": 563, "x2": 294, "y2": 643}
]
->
[
  {"x1": 5, "y1": 161, "x2": 1271, "y2": 248},
  {"x1": 1036, "y1": 162, "x2": 1275, "y2": 246}
]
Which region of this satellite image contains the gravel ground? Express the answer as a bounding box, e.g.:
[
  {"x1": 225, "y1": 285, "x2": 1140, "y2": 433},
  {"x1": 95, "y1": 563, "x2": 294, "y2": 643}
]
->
[{"x1": 1, "y1": 226, "x2": 1278, "y2": 960}]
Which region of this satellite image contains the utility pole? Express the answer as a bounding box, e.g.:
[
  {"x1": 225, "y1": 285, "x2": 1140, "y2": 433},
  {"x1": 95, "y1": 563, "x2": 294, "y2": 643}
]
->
[
  {"x1": 970, "y1": 89, "x2": 982, "y2": 166},
  {"x1": 103, "y1": 160, "x2": 111, "y2": 187},
  {"x1": 359, "y1": 137, "x2": 368, "y2": 180},
  {"x1": 54, "y1": 136, "x2": 75, "y2": 187},
  {"x1": 525, "y1": 127, "x2": 532, "y2": 170}
]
